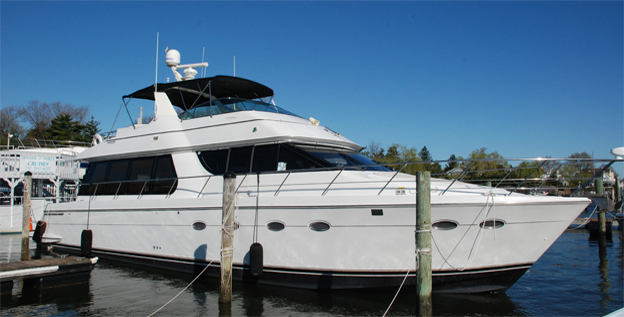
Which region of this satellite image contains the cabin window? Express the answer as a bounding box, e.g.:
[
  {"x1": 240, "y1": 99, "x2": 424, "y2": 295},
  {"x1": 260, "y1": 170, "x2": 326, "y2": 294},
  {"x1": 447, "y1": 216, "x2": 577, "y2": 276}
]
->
[
  {"x1": 252, "y1": 144, "x2": 279, "y2": 172},
  {"x1": 127, "y1": 157, "x2": 155, "y2": 195},
  {"x1": 197, "y1": 144, "x2": 330, "y2": 175},
  {"x1": 198, "y1": 149, "x2": 229, "y2": 175},
  {"x1": 152, "y1": 155, "x2": 178, "y2": 194},
  {"x1": 79, "y1": 155, "x2": 177, "y2": 196},
  {"x1": 104, "y1": 159, "x2": 130, "y2": 195},
  {"x1": 277, "y1": 145, "x2": 326, "y2": 170},
  {"x1": 479, "y1": 219, "x2": 505, "y2": 229},
  {"x1": 432, "y1": 220, "x2": 459, "y2": 230},
  {"x1": 80, "y1": 162, "x2": 108, "y2": 195},
  {"x1": 228, "y1": 147, "x2": 253, "y2": 174}
]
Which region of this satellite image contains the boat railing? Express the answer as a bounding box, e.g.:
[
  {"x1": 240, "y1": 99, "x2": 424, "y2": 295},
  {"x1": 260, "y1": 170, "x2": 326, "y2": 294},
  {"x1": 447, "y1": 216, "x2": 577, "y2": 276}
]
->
[
  {"x1": 78, "y1": 157, "x2": 623, "y2": 201},
  {"x1": 16, "y1": 138, "x2": 91, "y2": 149}
]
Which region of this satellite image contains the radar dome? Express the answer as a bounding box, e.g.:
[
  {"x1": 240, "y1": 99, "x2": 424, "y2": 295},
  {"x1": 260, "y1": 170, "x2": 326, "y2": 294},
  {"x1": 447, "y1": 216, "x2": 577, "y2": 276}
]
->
[
  {"x1": 165, "y1": 49, "x2": 181, "y2": 67},
  {"x1": 611, "y1": 147, "x2": 624, "y2": 158}
]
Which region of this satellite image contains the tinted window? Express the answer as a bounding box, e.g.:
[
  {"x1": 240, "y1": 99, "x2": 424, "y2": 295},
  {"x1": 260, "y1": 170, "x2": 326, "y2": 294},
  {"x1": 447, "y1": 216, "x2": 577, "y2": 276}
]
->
[
  {"x1": 198, "y1": 149, "x2": 229, "y2": 175},
  {"x1": 229, "y1": 147, "x2": 253, "y2": 174},
  {"x1": 79, "y1": 155, "x2": 177, "y2": 196},
  {"x1": 252, "y1": 145, "x2": 279, "y2": 172},
  {"x1": 152, "y1": 155, "x2": 177, "y2": 194},
  {"x1": 127, "y1": 157, "x2": 155, "y2": 195},
  {"x1": 197, "y1": 144, "x2": 330, "y2": 175},
  {"x1": 81, "y1": 162, "x2": 108, "y2": 195},
  {"x1": 278, "y1": 145, "x2": 325, "y2": 170},
  {"x1": 104, "y1": 159, "x2": 130, "y2": 195},
  {"x1": 310, "y1": 152, "x2": 390, "y2": 171}
]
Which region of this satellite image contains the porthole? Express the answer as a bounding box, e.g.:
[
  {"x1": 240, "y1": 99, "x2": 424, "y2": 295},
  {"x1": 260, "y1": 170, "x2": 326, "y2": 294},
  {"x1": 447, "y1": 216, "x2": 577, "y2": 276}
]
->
[
  {"x1": 432, "y1": 220, "x2": 459, "y2": 230},
  {"x1": 479, "y1": 219, "x2": 505, "y2": 229},
  {"x1": 267, "y1": 221, "x2": 285, "y2": 231},
  {"x1": 192, "y1": 221, "x2": 207, "y2": 231},
  {"x1": 309, "y1": 221, "x2": 331, "y2": 232}
]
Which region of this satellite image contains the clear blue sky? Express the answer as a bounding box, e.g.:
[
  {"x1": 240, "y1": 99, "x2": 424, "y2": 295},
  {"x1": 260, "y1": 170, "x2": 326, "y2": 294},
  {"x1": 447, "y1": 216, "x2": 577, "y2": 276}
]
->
[{"x1": 2, "y1": 1, "x2": 623, "y2": 173}]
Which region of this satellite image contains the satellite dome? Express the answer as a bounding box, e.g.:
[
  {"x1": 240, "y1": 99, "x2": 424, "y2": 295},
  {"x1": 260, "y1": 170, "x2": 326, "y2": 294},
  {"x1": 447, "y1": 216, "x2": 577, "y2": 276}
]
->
[{"x1": 165, "y1": 49, "x2": 181, "y2": 67}]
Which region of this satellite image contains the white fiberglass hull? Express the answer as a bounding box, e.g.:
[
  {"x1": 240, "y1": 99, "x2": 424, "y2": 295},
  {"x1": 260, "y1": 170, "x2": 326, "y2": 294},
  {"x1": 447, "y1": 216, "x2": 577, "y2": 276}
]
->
[{"x1": 44, "y1": 173, "x2": 588, "y2": 293}]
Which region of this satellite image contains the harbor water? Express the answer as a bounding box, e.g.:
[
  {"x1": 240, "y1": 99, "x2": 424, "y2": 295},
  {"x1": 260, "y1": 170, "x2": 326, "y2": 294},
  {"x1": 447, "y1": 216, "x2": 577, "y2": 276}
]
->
[{"x1": 1, "y1": 228, "x2": 622, "y2": 316}]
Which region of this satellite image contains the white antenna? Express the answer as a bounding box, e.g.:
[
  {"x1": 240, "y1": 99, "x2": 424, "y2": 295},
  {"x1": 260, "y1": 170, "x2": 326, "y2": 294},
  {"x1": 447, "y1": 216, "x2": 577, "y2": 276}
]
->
[
  {"x1": 154, "y1": 32, "x2": 159, "y2": 118},
  {"x1": 233, "y1": 55, "x2": 236, "y2": 77},
  {"x1": 201, "y1": 46, "x2": 205, "y2": 77},
  {"x1": 165, "y1": 48, "x2": 208, "y2": 81}
]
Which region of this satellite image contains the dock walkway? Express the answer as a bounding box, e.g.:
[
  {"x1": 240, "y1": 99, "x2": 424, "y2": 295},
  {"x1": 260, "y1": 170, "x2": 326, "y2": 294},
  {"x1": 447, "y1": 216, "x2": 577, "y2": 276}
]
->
[{"x1": 1, "y1": 256, "x2": 97, "y2": 294}]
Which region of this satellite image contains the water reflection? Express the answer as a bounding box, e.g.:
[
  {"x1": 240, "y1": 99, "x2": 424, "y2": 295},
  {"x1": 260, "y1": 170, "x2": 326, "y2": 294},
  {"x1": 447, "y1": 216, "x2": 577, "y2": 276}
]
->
[
  {"x1": 598, "y1": 232, "x2": 612, "y2": 309},
  {"x1": 1, "y1": 230, "x2": 622, "y2": 316}
]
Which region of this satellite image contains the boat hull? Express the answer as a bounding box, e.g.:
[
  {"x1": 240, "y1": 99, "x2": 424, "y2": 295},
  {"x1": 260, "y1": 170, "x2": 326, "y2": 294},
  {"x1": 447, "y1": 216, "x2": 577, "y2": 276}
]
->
[
  {"x1": 51, "y1": 243, "x2": 529, "y2": 293},
  {"x1": 44, "y1": 189, "x2": 587, "y2": 293}
]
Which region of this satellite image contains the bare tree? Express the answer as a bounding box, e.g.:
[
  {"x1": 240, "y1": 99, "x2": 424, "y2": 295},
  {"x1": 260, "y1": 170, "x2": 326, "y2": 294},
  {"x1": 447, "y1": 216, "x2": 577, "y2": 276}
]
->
[
  {"x1": 367, "y1": 140, "x2": 384, "y2": 158},
  {"x1": 0, "y1": 105, "x2": 26, "y2": 145},
  {"x1": 21, "y1": 100, "x2": 90, "y2": 140}
]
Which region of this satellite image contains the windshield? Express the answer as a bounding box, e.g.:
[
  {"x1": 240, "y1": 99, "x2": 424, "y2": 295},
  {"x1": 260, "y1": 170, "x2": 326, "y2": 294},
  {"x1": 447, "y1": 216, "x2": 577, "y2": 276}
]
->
[
  {"x1": 179, "y1": 97, "x2": 300, "y2": 120},
  {"x1": 309, "y1": 151, "x2": 391, "y2": 171}
]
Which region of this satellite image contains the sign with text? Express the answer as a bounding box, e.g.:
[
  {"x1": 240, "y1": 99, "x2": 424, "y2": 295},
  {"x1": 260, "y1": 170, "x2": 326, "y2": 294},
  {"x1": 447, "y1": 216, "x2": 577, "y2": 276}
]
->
[{"x1": 20, "y1": 155, "x2": 57, "y2": 174}]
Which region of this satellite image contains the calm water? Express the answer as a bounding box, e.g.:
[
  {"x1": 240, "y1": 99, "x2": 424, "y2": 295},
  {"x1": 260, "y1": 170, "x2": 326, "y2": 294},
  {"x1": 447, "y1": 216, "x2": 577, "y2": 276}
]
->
[{"x1": 1, "y1": 228, "x2": 622, "y2": 316}]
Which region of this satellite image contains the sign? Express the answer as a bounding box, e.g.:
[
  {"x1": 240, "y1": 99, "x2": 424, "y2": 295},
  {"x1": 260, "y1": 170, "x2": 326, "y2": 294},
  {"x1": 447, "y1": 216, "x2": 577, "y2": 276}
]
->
[{"x1": 19, "y1": 155, "x2": 57, "y2": 174}]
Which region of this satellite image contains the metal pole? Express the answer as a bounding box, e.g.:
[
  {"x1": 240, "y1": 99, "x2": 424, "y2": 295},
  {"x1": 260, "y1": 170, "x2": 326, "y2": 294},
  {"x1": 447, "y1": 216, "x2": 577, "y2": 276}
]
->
[
  {"x1": 220, "y1": 171, "x2": 236, "y2": 306},
  {"x1": 21, "y1": 171, "x2": 32, "y2": 261},
  {"x1": 596, "y1": 178, "x2": 606, "y2": 233},
  {"x1": 416, "y1": 171, "x2": 432, "y2": 317}
]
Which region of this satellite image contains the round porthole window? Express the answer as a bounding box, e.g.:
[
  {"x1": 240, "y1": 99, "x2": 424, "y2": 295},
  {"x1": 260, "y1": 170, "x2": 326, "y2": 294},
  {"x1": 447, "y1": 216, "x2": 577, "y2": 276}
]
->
[
  {"x1": 432, "y1": 220, "x2": 459, "y2": 230},
  {"x1": 479, "y1": 219, "x2": 505, "y2": 229},
  {"x1": 309, "y1": 221, "x2": 331, "y2": 232},
  {"x1": 267, "y1": 221, "x2": 285, "y2": 231},
  {"x1": 192, "y1": 221, "x2": 207, "y2": 231}
]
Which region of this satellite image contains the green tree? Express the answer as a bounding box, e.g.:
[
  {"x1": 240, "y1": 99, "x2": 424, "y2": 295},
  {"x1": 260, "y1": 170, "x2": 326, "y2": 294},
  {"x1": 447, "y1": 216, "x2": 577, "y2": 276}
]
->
[
  {"x1": 79, "y1": 116, "x2": 101, "y2": 142},
  {"x1": 43, "y1": 114, "x2": 86, "y2": 142},
  {"x1": 462, "y1": 147, "x2": 509, "y2": 181},
  {"x1": 22, "y1": 100, "x2": 90, "y2": 140},
  {"x1": 0, "y1": 105, "x2": 25, "y2": 147},
  {"x1": 419, "y1": 146, "x2": 432, "y2": 162},
  {"x1": 443, "y1": 154, "x2": 459, "y2": 173},
  {"x1": 560, "y1": 152, "x2": 593, "y2": 187}
]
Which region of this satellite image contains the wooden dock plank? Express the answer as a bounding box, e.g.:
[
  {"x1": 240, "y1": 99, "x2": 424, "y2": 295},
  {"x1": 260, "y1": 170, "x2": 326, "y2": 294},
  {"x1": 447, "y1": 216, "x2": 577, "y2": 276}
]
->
[{"x1": 1, "y1": 256, "x2": 97, "y2": 292}]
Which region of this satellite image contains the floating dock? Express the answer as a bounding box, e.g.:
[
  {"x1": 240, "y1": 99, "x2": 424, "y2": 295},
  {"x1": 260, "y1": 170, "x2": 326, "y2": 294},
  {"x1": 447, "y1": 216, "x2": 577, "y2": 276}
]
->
[{"x1": 1, "y1": 256, "x2": 97, "y2": 295}]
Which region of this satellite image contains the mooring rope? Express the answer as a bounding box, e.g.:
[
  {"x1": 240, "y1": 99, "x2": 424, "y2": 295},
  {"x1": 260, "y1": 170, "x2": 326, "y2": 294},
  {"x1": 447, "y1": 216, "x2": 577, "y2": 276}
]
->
[
  {"x1": 569, "y1": 204, "x2": 598, "y2": 230},
  {"x1": 465, "y1": 191, "x2": 496, "y2": 268},
  {"x1": 147, "y1": 258, "x2": 215, "y2": 317},
  {"x1": 149, "y1": 199, "x2": 237, "y2": 317},
  {"x1": 435, "y1": 191, "x2": 495, "y2": 271},
  {"x1": 382, "y1": 268, "x2": 411, "y2": 317}
]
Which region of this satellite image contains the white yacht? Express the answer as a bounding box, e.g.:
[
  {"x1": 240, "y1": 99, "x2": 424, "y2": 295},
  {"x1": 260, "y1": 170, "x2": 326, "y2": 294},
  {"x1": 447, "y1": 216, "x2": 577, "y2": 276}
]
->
[{"x1": 44, "y1": 51, "x2": 590, "y2": 293}]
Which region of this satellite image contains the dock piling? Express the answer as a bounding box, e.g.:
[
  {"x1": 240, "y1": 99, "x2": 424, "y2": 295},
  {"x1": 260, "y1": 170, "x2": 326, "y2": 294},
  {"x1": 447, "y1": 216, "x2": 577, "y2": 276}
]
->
[
  {"x1": 416, "y1": 171, "x2": 432, "y2": 317},
  {"x1": 596, "y1": 178, "x2": 606, "y2": 233},
  {"x1": 615, "y1": 176, "x2": 622, "y2": 211},
  {"x1": 21, "y1": 171, "x2": 32, "y2": 261},
  {"x1": 219, "y1": 171, "x2": 236, "y2": 305}
]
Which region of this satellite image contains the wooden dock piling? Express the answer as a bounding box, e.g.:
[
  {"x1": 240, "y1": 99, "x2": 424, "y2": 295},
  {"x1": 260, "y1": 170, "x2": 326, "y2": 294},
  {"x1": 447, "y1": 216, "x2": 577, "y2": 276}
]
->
[
  {"x1": 220, "y1": 171, "x2": 236, "y2": 305},
  {"x1": 21, "y1": 171, "x2": 32, "y2": 261},
  {"x1": 615, "y1": 176, "x2": 622, "y2": 210},
  {"x1": 416, "y1": 171, "x2": 432, "y2": 317},
  {"x1": 596, "y1": 178, "x2": 606, "y2": 233}
]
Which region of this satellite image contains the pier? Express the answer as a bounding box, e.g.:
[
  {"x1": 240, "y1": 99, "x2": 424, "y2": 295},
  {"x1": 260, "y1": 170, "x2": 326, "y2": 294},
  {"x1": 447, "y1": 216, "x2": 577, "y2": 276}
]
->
[{"x1": 1, "y1": 256, "x2": 98, "y2": 294}]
